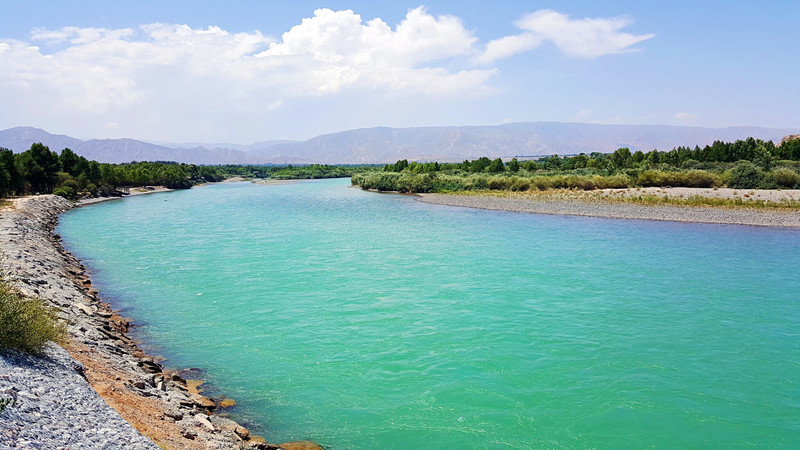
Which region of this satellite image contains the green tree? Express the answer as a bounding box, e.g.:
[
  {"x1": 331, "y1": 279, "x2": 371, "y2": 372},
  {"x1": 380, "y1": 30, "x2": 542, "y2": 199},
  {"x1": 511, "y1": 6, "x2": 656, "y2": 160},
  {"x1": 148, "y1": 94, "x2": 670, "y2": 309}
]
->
[
  {"x1": 86, "y1": 161, "x2": 102, "y2": 184},
  {"x1": 0, "y1": 148, "x2": 21, "y2": 196},
  {"x1": 540, "y1": 155, "x2": 561, "y2": 170},
  {"x1": 753, "y1": 144, "x2": 774, "y2": 171},
  {"x1": 487, "y1": 158, "x2": 504, "y2": 173},
  {"x1": 392, "y1": 159, "x2": 409, "y2": 172},
  {"x1": 59, "y1": 148, "x2": 80, "y2": 176},
  {"x1": 727, "y1": 161, "x2": 767, "y2": 189},
  {"x1": 506, "y1": 157, "x2": 520, "y2": 172},
  {"x1": 469, "y1": 157, "x2": 491, "y2": 173},
  {"x1": 15, "y1": 143, "x2": 60, "y2": 193},
  {"x1": 610, "y1": 147, "x2": 632, "y2": 171},
  {"x1": 570, "y1": 154, "x2": 589, "y2": 169}
]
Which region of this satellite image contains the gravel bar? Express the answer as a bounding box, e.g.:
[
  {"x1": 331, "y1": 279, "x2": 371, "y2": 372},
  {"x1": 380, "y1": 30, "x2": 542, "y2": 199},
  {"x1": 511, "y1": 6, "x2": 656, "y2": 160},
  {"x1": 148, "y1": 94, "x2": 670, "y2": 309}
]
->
[{"x1": 417, "y1": 193, "x2": 800, "y2": 228}]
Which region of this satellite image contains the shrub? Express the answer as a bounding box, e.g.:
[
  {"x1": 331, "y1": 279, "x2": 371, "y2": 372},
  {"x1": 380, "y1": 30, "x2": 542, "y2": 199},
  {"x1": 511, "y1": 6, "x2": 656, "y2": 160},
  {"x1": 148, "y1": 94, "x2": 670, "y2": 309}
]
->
[
  {"x1": 52, "y1": 185, "x2": 77, "y2": 201},
  {"x1": 531, "y1": 177, "x2": 554, "y2": 190},
  {"x1": 637, "y1": 170, "x2": 665, "y2": 187},
  {"x1": 85, "y1": 183, "x2": 98, "y2": 196},
  {"x1": 727, "y1": 161, "x2": 768, "y2": 189},
  {"x1": 681, "y1": 170, "x2": 721, "y2": 188},
  {"x1": 0, "y1": 396, "x2": 16, "y2": 416},
  {"x1": 771, "y1": 168, "x2": 800, "y2": 188},
  {"x1": 0, "y1": 283, "x2": 67, "y2": 354},
  {"x1": 637, "y1": 170, "x2": 720, "y2": 188},
  {"x1": 471, "y1": 175, "x2": 489, "y2": 190},
  {"x1": 510, "y1": 178, "x2": 531, "y2": 192},
  {"x1": 487, "y1": 176, "x2": 511, "y2": 190},
  {"x1": 594, "y1": 174, "x2": 631, "y2": 189}
]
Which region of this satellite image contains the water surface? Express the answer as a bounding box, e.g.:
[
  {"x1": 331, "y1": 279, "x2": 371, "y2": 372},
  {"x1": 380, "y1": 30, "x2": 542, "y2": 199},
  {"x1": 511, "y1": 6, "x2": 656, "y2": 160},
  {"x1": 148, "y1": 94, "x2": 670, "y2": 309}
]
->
[{"x1": 58, "y1": 179, "x2": 800, "y2": 448}]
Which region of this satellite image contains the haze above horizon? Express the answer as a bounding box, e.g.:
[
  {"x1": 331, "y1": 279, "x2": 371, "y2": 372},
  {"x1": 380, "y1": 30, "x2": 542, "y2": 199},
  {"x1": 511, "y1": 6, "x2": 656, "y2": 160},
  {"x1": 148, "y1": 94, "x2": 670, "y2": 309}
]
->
[{"x1": 1, "y1": 1, "x2": 798, "y2": 144}]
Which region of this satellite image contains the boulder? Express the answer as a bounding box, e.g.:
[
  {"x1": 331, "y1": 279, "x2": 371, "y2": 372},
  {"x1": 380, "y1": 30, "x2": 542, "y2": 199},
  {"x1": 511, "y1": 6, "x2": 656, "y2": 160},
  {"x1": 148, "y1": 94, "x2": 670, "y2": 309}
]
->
[{"x1": 778, "y1": 134, "x2": 800, "y2": 146}]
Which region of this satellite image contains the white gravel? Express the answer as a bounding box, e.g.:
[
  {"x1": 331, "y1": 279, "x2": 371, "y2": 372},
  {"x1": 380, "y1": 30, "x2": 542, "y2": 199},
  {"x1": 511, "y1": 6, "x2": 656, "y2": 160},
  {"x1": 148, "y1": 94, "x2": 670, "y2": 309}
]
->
[
  {"x1": 0, "y1": 344, "x2": 158, "y2": 449},
  {"x1": 417, "y1": 193, "x2": 800, "y2": 228}
]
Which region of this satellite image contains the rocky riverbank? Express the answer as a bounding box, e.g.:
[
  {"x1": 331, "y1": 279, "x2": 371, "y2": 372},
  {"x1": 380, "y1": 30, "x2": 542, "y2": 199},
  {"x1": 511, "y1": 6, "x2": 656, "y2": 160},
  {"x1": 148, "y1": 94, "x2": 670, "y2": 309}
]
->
[
  {"x1": 417, "y1": 191, "x2": 800, "y2": 228},
  {"x1": 0, "y1": 195, "x2": 318, "y2": 449}
]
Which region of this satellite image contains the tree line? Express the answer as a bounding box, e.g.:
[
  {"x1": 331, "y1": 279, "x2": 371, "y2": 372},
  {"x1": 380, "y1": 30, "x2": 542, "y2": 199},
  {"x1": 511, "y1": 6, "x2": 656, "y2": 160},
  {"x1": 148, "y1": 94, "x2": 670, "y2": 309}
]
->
[
  {"x1": 354, "y1": 136, "x2": 800, "y2": 193},
  {"x1": 0, "y1": 143, "x2": 372, "y2": 200}
]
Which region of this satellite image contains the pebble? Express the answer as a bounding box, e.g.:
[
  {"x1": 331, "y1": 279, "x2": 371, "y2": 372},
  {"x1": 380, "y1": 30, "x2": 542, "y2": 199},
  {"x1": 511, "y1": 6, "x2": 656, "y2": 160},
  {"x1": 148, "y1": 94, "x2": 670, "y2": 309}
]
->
[
  {"x1": 418, "y1": 193, "x2": 800, "y2": 228},
  {"x1": 0, "y1": 344, "x2": 157, "y2": 449}
]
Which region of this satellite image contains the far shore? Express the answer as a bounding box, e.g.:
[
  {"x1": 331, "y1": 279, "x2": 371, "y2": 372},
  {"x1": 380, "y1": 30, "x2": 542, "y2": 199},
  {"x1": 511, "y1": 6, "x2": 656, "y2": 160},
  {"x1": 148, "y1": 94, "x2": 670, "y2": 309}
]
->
[
  {"x1": 73, "y1": 177, "x2": 311, "y2": 208},
  {"x1": 76, "y1": 186, "x2": 173, "y2": 206},
  {"x1": 416, "y1": 187, "x2": 800, "y2": 228}
]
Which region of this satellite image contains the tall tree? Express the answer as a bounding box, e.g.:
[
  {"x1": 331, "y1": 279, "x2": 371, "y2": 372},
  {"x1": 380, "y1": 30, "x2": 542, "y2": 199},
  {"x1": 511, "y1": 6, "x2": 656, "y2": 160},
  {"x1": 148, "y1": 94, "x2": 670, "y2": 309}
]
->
[
  {"x1": 14, "y1": 143, "x2": 60, "y2": 193},
  {"x1": 0, "y1": 148, "x2": 13, "y2": 196},
  {"x1": 59, "y1": 148, "x2": 80, "y2": 176}
]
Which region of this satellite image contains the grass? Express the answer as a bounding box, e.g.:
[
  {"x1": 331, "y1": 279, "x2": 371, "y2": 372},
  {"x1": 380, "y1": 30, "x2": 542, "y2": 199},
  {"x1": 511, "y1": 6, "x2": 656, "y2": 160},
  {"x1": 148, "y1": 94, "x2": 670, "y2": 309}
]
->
[
  {"x1": 611, "y1": 194, "x2": 800, "y2": 209},
  {"x1": 0, "y1": 282, "x2": 67, "y2": 354},
  {"x1": 443, "y1": 189, "x2": 800, "y2": 210},
  {"x1": 0, "y1": 199, "x2": 11, "y2": 209}
]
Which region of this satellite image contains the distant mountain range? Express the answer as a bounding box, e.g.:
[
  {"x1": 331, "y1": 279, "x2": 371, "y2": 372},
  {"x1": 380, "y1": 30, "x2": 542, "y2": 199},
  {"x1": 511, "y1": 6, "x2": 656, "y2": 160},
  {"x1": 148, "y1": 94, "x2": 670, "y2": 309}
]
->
[{"x1": 1, "y1": 123, "x2": 797, "y2": 165}]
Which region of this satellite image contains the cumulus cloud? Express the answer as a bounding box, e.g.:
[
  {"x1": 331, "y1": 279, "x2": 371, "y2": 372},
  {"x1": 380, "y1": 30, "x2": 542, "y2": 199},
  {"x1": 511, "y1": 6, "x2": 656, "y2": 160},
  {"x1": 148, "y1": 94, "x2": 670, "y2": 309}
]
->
[
  {"x1": 475, "y1": 9, "x2": 654, "y2": 64},
  {"x1": 0, "y1": 7, "x2": 492, "y2": 116},
  {"x1": 0, "y1": 7, "x2": 651, "y2": 140},
  {"x1": 256, "y1": 7, "x2": 488, "y2": 95}
]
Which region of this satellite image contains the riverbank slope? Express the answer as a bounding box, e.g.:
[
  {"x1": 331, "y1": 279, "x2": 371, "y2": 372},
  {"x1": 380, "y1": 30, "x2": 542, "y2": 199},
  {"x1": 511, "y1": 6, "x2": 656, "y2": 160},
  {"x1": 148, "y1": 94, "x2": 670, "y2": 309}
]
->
[{"x1": 0, "y1": 196, "x2": 309, "y2": 449}]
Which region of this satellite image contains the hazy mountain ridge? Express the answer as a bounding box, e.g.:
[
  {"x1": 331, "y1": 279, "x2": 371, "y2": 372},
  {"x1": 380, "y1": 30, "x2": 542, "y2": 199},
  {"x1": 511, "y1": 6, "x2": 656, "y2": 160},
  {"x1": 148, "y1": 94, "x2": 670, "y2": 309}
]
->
[{"x1": 1, "y1": 123, "x2": 797, "y2": 165}]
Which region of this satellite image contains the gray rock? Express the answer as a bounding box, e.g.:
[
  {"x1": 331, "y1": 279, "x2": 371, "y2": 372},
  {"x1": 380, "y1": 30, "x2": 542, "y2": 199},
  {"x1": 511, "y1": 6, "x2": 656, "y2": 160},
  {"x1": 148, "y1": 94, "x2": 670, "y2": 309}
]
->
[{"x1": 0, "y1": 344, "x2": 157, "y2": 449}]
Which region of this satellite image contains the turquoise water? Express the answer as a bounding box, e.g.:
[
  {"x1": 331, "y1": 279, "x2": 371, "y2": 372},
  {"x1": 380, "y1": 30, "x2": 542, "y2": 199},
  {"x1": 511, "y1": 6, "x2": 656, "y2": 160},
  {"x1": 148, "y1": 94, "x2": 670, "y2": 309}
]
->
[{"x1": 58, "y1": 179, "x2": 800, "y2": 448}]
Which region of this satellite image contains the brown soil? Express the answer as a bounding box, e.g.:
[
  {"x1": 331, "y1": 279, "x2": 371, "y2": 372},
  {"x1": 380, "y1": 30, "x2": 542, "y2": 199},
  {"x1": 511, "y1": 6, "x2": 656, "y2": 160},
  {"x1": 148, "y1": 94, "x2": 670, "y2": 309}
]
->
[{"x1": 65, "y1": 340, "x2": 207, "y2": 450}]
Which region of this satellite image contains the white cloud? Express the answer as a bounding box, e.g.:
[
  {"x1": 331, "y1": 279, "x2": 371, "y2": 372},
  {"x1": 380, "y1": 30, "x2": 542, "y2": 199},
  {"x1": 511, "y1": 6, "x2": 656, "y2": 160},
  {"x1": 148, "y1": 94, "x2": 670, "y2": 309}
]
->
[
  {"x1": 0, "y1": 7, "x2": 652, "y2": 141},
  {"x1": 474, "y1": 33, "x2": 541, "y2": 65},
  {"x1": 0, "y1": 7, "x2": 490, "y2": 116},
  {"x1": 476, "y1": 9, "x2": 654, "y2": 64},
  {"x1": 674, "y1": 112, "x2": 697, "y2": 120},
  {"x1": 0, "y1": 8, "x2": 498, "y2": 140},
  {"x1": 257, "y1": 7, "x2": 486, "y2": 95}
]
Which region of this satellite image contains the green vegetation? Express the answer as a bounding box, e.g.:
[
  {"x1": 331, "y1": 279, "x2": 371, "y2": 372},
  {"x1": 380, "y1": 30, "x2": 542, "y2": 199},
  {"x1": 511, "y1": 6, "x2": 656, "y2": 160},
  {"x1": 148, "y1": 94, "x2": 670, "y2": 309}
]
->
[
  {"x1": 0, "y1": 396, "x2": 16, "y2": 416},
  {"x1": 353, "y1": 137, "x2": 800, "y2": 194},
  {"x1": 0, "y1": 282, "x2": 67, "y2": 354},
  {"x1": 0, "y1": 143, "x2": 376, "y2": 200},
  {"x1": 269, "y1": 164, "x2": 365, "y2": 179}
]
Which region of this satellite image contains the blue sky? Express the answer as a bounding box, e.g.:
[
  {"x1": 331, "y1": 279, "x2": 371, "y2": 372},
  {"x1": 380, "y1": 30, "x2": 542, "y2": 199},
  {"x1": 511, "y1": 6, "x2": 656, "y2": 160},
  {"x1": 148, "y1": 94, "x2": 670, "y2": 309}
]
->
[{"x1": 0, "y1": 1, "x2": 797, "y2": 143}]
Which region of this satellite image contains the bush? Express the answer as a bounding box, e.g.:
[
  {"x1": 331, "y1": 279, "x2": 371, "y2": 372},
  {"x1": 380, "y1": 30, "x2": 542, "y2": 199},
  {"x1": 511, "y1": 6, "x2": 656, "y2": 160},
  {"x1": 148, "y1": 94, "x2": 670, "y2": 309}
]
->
[
  {"x1": 727, "y1": 161, "x2": 768, "y2": 189},
  {"x1": 637, "y1": 170, "x2": 720, "y2": 188},
  {"x1": 52, "y1": 185, "x2": 77, "y2": 201},
  {"x1": 681, "y1": 170, "x2": 721, "y2": 188},
  {"x1": 0, "y1": 283, "x2": 67, "y2": 354},
  {"x1": 85, "y1": 183, "x2": 98, "y2": 196},
  {"x1": 594, "y1": 174, "x2": 631, "y2": 189},
  {"x1": 531, "y1": 177, "x2": 554, "y2": 190},
  {"x1": 471, "y1": 176, "x2": 489, "y2": 190},
  {"x1": 510, "y1": 178, "x2": 530, "y2": 191},
  {"x1": 487, "y1": 176, "x2": 511, "y2": 190},
  {"x1": 771, "y1": 168, "x2": 800, "y2": 188}
]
